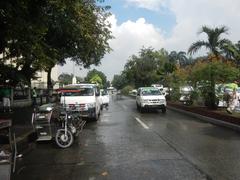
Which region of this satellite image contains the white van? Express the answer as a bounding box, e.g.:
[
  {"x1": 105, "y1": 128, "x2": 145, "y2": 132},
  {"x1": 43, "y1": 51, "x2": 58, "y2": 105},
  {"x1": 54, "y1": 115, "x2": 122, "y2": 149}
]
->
[
  {"x1": 136, "y1": 87, "x2": 166, "y2": 113},
  {"x1": 59, "y1": 83, "x2": 101, "y2": 121},
  {"x1": 100, "y1": 89, "x2": 110, "y2": 109},
  {"x1": 151, "y1": 84, "x2": 166, "y2": 96}
]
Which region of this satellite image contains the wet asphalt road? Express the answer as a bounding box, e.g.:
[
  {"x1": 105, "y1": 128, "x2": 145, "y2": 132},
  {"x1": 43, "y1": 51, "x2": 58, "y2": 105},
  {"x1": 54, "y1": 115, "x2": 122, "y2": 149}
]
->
[{"x1": 14, "y1": 96, "x2": 240, "y2": 180}]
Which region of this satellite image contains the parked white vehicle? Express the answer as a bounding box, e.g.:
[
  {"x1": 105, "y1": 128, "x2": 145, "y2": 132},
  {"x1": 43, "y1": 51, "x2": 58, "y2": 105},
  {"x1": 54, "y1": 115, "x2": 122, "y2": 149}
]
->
[
  {"x1": 100, "y1": 89, "x2": 110, "y2": 109},
  {"x1": 59, "y1": 83, "x2": 101, "y2": 121},
  {"x1": 136, "y1": 87, "x2": 167, "y2": 113},
  {"x1": 151, "y1": 84, "x2": 167, "y2": 96},
  {"x1": 179, "y1": 85, "x2": 194, "y2": 105},
  {"x1": 129, "y1": 89, "x2": 137, "y2": 96}
]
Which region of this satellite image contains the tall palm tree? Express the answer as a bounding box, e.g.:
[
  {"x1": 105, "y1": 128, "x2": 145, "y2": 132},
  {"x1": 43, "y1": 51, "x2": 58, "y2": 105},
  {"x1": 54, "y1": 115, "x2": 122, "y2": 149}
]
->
[
  {"x1": 223, "y1": 41, "x2": 240, "y2": 66},
  {"x1": 188, "y1": 25, "x2": 230, "y2": 57},
  {"x1": 188, "y1": 25, "x2": 230, "y2": 109},
  {"x1": 169, "y1": 51, "x2": 188, "y2": 67}
]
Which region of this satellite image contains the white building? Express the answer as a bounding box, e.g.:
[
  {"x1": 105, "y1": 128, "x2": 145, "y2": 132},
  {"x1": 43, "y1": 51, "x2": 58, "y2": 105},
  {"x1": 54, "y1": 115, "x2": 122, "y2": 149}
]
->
[
  {"x1": 31, "y1": 65, "x2": 59, "y2": 89},
  {"x1": 0, "y1": 53, "x2": 59, "y2": 89}
]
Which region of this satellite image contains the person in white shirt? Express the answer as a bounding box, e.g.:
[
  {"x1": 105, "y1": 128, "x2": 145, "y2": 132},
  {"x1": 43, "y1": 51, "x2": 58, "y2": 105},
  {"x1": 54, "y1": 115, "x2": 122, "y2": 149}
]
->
[{"x1": 226, "y1": 88, "x2": 238, "y2": 114}]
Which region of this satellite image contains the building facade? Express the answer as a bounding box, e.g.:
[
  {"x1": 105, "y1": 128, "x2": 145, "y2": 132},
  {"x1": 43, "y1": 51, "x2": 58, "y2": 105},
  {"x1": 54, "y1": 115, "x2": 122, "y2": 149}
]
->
[{"x1": 31, "y1": 66, "x2": 59, "y2": 89}]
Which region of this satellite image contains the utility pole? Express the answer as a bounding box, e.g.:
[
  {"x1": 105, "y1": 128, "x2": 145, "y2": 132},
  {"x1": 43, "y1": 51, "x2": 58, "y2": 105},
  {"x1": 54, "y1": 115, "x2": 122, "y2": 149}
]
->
[{"x1": 72, "y1": 62, "x2": 77, "y2": 84}]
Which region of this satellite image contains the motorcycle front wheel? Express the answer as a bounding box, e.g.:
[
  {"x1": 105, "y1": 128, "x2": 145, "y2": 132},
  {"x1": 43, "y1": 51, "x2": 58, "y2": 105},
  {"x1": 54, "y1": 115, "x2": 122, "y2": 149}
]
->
[{"x1": 55, "y1": 129, "x2": 74, "y2": 148}]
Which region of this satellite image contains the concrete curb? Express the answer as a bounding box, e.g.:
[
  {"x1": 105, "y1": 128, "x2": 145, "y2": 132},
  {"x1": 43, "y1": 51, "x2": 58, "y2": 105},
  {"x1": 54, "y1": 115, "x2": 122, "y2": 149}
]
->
[
  {"x1": 16, "y1": 129, "x2": 34, "y2": 143},
  {"x1": 14, "y1": 128, "x2": 36, "y2": 153},
  {"x1": 168, "y1": 106, "x2": 240, "y2": 132}
]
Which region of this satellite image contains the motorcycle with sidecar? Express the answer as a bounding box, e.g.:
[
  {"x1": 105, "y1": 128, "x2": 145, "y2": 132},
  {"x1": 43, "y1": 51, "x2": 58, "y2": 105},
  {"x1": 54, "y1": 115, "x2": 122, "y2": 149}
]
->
[{"x1": 32, "y1": 103, "x2": 86, "y2": 148}]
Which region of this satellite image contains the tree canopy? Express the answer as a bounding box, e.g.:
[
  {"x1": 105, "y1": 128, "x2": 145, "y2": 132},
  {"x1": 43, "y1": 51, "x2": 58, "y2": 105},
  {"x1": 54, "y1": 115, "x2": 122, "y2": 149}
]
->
[
  {"x1": 122, "y1": 47, "x2": 171, "y2": 88},
  {"x1": 58, "y1": 73, "x2": 83, "y2": 87},
  {"x1": 111, "y1": 74, "x2": 127, "y2": 90},
  {"x1": 85, "y1": 69, "x2": 107, "y2": 88},
  {"x1": 0, "y1": 0, "x2": 112, "y2": 86},
  {"x1": 190, "y1": 58, "x2": 238, "y2": 84},
  {"x1": 111, "y1": 25, "x2": 240, "y2": 110},
  {"x1": 188, "y1": 25, "x2": 230, "y2": 57},
  {"x1": 89, "y1": 74, "x2": 103, "y2": 86},
  {"x1": 188, "y1": 25, "x2": 235, "y2": 109}
]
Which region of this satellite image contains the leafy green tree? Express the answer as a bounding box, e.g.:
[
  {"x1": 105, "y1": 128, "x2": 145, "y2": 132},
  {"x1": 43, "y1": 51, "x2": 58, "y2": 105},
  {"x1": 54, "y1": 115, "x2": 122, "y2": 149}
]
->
[
  {"x1": 111, "y1": 74, "x2": 128, "y2": 90},
  {"x1": 42, "y1": 1, "x2": 112, "y2": 90},
  {"x1": 121, "y1": 85, "x2": 134, "y2": 95},
  {"x1": 0, "y1": 0, "x2": 48, "y2": 85},
  {"x1": 123, "y1": 47, "x2": 169, "y2": 88},
  {"x1": 0, "y1": 0, "x2": 112, "y2": 89},
  {"x1": 190, "y1": 59, "x2": 239, "y2": 84},
  {"x1": 190, "y1": 59, "x2": 239, "y2": 106},
  {"x1": 223, "y1": 41, "x2": 240, "y2": 66},
  {"x1": 188, "y1": 25, "x2": 231, "y2": 109},
  {"x1": 89, "y1": 74, "x2": 103, "y2": 87},
  {"x1": 105, "y1": 81, "x2": 111, "y2": 88},
  {"x1": 188, "y1": 26, "x2": 230, "y2": 57},
  {"x1": 58, "y1": 73, "x2": 83, "y2": 87},
  {"x1": 166, "y1": 64, "x2": 193, "y2": 101},
  {"x1": 58, "y1": 73, "x2": 73, "y2": 87},
  {"x1": 169, "y1": 51, "x2": 188, "y2": 67},
  {"x1": 85, "y1": 69, "x2": 107, "y2": 88}
]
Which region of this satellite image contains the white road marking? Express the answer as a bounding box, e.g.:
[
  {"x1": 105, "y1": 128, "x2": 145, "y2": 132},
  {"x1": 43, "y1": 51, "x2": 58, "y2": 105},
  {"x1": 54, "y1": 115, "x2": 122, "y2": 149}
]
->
[
  {"x1": 135, "y1": 117, "x2": 149, "y2": 129},
  {"x1": 101, "y1": 118, "x2": 110, "y2": 122},
  {"x1": 102, "y1": 114, "x2": 111, "y2": 117}
]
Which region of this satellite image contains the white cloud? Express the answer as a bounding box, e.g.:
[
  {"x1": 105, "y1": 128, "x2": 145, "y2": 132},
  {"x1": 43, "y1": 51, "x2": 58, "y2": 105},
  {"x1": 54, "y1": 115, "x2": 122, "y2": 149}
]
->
[
  {"x1": 59, "y1": 0, "x2": 240, "y2": 80},
  {"x1": 96, "y1": 15, "x2": 165, "y2": 79},
  {"x1": 125, "y1": 0, "x2": 166, "y2": 11},
  {"x1": 165, "y1": 0, "x2": 240, "y2": 52},
  {"x1": 59, "y1": 15, "x2": 165, "y2": 80},
  {"x1": 123, "y1": 0, "x2": 240, "y2": 52}
]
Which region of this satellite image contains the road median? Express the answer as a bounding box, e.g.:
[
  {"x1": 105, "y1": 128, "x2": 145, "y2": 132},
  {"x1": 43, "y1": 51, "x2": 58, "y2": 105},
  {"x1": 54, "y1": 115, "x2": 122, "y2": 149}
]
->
[{"x1": 167, "y1": 102, "x2": 240, "y2": 132}]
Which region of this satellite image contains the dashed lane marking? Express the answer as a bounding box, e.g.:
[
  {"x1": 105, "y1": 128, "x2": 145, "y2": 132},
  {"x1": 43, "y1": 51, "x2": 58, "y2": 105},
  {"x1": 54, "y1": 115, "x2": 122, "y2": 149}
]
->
[
  {"x1": 102, "y1": 114, "x2": 111, "y2": 117},
  {"x1": 135, "y1": 117, "x2": 149, "y2": 129}
]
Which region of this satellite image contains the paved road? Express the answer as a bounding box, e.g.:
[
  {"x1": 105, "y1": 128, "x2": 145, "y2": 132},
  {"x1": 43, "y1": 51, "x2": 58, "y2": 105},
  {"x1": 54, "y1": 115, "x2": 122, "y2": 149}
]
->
[{"x1": 14, "y1": 96, "x2": 240, "y2": 180}]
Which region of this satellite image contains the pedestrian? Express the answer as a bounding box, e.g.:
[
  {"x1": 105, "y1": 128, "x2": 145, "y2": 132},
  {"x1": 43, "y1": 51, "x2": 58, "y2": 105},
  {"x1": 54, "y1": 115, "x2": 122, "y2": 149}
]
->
[
  {"x1": 226, "y1": 88, "x2": 238, "y2": 114},
  {"x1": 2, "y1": 86, "x2": 12, "y2": 113},
  {"x1": 32, "y1": 87, "x2": 38, "y2": 107}
]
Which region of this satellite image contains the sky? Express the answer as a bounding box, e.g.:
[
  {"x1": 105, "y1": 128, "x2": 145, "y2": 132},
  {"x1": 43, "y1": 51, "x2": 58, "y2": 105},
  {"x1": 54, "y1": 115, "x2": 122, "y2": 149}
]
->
[{"x1": 59, "y1": 0, "x2": 240, "y2": 81}]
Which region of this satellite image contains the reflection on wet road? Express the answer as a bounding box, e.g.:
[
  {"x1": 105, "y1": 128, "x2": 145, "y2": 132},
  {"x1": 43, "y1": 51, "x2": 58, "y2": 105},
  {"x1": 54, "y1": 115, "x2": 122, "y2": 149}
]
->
[{"x1": 15, "y1": 96, "x2": 240, "y2": 180}]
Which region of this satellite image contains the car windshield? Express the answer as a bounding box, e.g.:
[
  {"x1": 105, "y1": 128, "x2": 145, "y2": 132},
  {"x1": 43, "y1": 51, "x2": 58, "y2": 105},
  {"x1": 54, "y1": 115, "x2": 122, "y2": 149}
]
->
[
  {"x1": 141, "y1": 89, "x2": 162, "y2": 96},
  {"x1": 62, "y1": 88, "x2": 94, "y2": 96}
]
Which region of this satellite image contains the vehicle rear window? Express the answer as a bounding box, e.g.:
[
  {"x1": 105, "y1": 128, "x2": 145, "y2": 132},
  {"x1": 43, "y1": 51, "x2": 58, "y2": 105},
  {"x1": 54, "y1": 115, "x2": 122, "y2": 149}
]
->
[{"x1": 141, "y1": 89, "x2": 162, "y2": 96}]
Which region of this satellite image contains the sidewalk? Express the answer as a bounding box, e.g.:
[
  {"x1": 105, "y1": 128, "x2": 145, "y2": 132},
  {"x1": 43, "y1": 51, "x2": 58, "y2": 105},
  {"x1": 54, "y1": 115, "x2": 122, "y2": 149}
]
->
[{"x1": 0, "y1": 107, "x2": 35, "y2": 153}]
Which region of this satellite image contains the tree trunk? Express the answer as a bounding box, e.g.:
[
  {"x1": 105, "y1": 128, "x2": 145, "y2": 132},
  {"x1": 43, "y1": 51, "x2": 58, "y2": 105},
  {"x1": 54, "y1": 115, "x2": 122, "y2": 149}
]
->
[
  {"x1": 209, "y1": 69, "x2": 216, "y2": 109},
  {"x1": 208, "y1": 59, "x2": 217, "y2": 109},
  {"x1": 46, "y1": 67, "x2": 53, "y2": 103}
]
